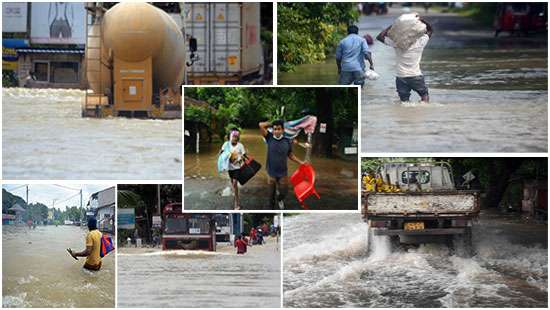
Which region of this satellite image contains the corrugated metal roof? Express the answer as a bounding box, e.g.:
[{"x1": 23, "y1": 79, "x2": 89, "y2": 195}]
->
[{"x1": 16, "y1": 48, "x2": 85, "y2": 54}]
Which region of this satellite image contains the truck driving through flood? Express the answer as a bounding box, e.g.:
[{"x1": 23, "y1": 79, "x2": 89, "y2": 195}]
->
[
  {"x1": 362, "y1": 162, "x2": 480, "y2": 256},
  {"x1": 161, "y1": 203, "x2": 216, "y2": 251}
]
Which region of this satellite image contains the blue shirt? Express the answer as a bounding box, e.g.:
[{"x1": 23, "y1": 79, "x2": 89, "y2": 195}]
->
[
  {"x1": 265, "y1": 132, "x2": 292, "y2": 178},
  {"x1": 336, "y1": 34, "x2": 369, "y2": 72}
]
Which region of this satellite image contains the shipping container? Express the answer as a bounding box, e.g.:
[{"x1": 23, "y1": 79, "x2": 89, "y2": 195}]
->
[{"x1": 183, "y1": 2, "x2": 263, "y2": 84}]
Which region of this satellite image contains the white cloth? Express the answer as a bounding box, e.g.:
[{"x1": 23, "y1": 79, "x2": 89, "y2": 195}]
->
[
  {"x1": 227, "y1": 142, "x2": 246, "y2": 171},
  {"x1": 384, "y1": 34, "x2": 429, "y2": 77}
]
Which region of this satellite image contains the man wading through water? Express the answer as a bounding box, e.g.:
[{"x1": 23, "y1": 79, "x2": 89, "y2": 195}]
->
[
  {"x1": 259, "y1": 120, "x2": 305, "y2": 209},
  {"x1": 377, "y1": 16, "x2": 433, "y2": 103},
  {"x1": 67, "y1": 218, "x2": 103, "y2": 271},
  {"x1": 336, "y1": 25, "x2": 374, "y2": 86}
]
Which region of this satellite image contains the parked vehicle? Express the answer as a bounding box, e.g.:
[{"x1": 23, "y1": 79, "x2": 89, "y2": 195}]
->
[{"x1": 494, "y1": 3, "x2": 547, "y2": 37}]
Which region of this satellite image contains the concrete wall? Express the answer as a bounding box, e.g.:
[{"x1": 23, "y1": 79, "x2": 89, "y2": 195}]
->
[{"x1": 17, "y1": 52, "x2": 85, "y2": 89}]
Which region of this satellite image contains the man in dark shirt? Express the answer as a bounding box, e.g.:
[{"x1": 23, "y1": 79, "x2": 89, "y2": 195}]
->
[{"x1": 259, "y1": 120, "x2": 305, "y2": 209}]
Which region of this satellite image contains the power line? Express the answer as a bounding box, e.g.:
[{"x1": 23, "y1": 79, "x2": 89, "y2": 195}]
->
[
  {"x1": 4, "y1": 184, "x2": 27, "y2": 192},
  {"x1": 52, "y1": 184, "x2": 81, "y2": 191},
  {"x1": 54, "y1": 192, "x2": 82, "y2": 207}
]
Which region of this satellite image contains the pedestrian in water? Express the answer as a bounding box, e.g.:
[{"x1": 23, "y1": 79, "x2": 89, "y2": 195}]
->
[
  {"x1": 336, "y1": 25, "x2": 374, "y2": 86},
  {"x1": 235, "y1": 234, "x2": 248, "y2": 254},
  {"x1": 259, "y1": 120, "x2": 305, "y2": 209},
  {"x1": 67, "y1": 217, "x2": 103, "y2": 271},
  {"x1": 219, "y1": 128, "x2": 247, "y2": 210},
  {"x1": 250, "y1": 227, "x2": 257, "y2": 244},
  {"x1": 377, "y1": 15, "x2": 433, "y2": 103}
]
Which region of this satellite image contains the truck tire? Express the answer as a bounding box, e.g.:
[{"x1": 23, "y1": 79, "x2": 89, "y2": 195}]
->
[
  {"x1": 452, "y1": 227, "x2": 474, "y2": 257},
  {"x1": 367, "y1": 227, "x2": 374, "y2": 255},
  {"x1": 367, "y1": 227, "x2": 401, "y2": 255},
  {"x1": 390, "y1": 235, "x2": 401, "y2": 251}
]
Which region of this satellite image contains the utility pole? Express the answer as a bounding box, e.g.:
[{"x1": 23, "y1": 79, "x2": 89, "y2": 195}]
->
[
  {"x1": 26, "y1": 185, "x2": 29, "y2": 204},
  {"x1": 80, "y1": 189, "x2": 83, "y2": 209},
  {"x1": 157, "y1": 184, "x2": 161, "y2": 215}
]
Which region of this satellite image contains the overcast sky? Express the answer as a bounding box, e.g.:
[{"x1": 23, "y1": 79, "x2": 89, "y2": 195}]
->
[{"x1": 3, "y1": 184, "x2": 114, "y2": 211}]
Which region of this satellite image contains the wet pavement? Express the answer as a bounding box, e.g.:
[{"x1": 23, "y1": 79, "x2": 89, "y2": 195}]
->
[
  {"x1": 2, "y1": 225, "x2": 115, "y2": 308},
  {"x1": 184, "y1": 129, "x2": 358, "y2": 210},
  {"x1": 283, "y1": 211, "x2": 547, "y2": 308},
  {"x1": 2, "y1": 88, "x2": 182, "y2": 179},
  {"x1": 117, "y1": 237, "x2": 281, "y2": 308}
]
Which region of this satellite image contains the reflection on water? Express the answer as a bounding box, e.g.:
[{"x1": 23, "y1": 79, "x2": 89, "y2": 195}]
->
[
  {"x1": 2, "y1": 225, "x2": 115, "y2": 308},
  {"x1": 2, "y1": 88, "x2": 181, "y2": 179},
  {"x1": 117, "y1": 239, "x2": 281, "y2": 308},
  {"x1": 184, "y1": 129, "x2": 357, "y2": 210},
  {"x1": 283, "y1": 213, "x2": 548, "y2": 308}
]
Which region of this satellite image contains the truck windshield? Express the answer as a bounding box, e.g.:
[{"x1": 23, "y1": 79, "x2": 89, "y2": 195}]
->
[
  {"x1": 214, "y1": 215, "x2": 229, "y2": 226},
  {"x1": 402, "y1": 171, "x2": 430, "y2": 184},
  {"x1": 188, "y1": 218, "x2": 211, "y2": 234},
  {"x1": 164, "y1": 216, "x2": 187, "y2": 234}
]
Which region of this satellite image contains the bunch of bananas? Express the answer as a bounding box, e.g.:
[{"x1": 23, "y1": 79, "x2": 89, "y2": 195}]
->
[{"x1": 363, "y1": 175, "x2": 401, "y2": 193}]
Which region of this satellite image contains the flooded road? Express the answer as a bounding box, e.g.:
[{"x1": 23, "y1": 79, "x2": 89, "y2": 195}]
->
[
  {"x1": 2, "y1": 225, "x2": 115, "y2": 308},
  {"x1": 117, "y1": 238, "x2": 281, "y2": 308},
  {"x1": 283, "y1": 212, "x2": 547, "y2": 308},
  {"x1": 279, "y1": 11, "x2": 548, "y2": 153},
  {"x1": 2, "y1": 88, "x2": 181, "y2": 179},
  {"x1": 184, "y1": 129, "x2": 357, "y2": 210}
]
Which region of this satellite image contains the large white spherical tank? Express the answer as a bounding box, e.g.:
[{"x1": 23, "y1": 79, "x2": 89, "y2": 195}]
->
[{"x1": 86, "y1": 2, "x2": 185, "y2": 93}]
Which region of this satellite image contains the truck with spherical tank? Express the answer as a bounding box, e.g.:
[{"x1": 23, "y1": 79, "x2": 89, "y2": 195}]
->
[{"x1": 82, "y1": 2, "x2": 187, "y2": 118}]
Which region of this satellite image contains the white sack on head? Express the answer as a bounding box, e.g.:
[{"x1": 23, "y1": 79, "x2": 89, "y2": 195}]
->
[{"x1": 387, "y1": 13, "x2": 427, "y2": 50}]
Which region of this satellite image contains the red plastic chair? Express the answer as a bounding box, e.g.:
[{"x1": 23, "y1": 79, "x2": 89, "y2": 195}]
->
[{"x1": 290, "y1": 164, "x2": 320, "y2": 209}]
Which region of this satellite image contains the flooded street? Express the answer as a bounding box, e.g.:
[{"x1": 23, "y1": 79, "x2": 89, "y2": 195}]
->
[
  {"x1": 2, "y1": 225, "x2": 115, "y2": 308},
  {"x1": 184, "y1": 129, "x2": 357, "y2": 210},
  {"x1": 2, "y1": 88, "x2": 181, "y2": 179},
  {"x1": 117, "y1": 238, "x2": 281, "y2": 308},
  {"x1": 279, "y1": 11, "x2": 548, "y2": 152},
  {"x1": 283, "y1": 212, "x2": 547, "y2": 308}
]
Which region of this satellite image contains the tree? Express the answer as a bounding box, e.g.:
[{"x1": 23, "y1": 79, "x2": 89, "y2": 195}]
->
[
  {"x1": 278, "y1": 3, "x2": 359, "y2": 71},
  {"x1": 185, "y1": 87, "x2": 358, "y2": 156}
]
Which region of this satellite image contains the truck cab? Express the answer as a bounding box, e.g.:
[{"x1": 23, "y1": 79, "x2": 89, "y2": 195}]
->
[
  {"x1": 161, "y1": 204, "x2": 216, "y2": 251},
  {"x1": 363, "y1": 162, "x2": 480, "y2": 256}
]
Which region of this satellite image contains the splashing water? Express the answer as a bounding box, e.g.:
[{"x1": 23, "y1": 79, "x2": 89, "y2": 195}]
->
[{"x1": 283, "y1": 213, "x2": 547, "y2": 308}]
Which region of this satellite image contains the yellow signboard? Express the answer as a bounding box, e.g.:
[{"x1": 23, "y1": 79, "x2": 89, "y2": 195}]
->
[{"x1": 3, "y1": 60, "x2": 18, "y2": 71}]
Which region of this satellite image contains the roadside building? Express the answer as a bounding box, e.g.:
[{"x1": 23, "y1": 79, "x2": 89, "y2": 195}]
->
[
  {"x1": 8, "y1": 203, "x2": 26, "y2": 224},
  {"x1": 184, "y1": 96, "x2": 218, "y2": 153},
  {"x1": 89, "y1": 187, "x2": 115, "y2": 234},
  {"x1": 2, "y1": 2, "x2": 86, "y2": 88},
  {"x1": 2, "y1": 213, "x2": 16, "y2": 225}
]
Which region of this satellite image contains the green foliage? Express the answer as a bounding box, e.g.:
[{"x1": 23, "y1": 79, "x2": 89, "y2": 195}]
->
[
  {"x1": 184, "y1": 105, "x2": 211, "y2": 125},
  {"x1": 446, "y1": 3, "x2": 498, "y2": 26},
  {"x1": 278, "y1": 3, "x2": 359, "y2": 71},
  {"x1": 185, "y1": 87, "x2": 357, "y2": 141},
  {"x1": 2, "y1": 71, "x2": 18, "y2": 87},
  {"x1": 2, "y1": 188, "x2": 27, "y2": 214}
]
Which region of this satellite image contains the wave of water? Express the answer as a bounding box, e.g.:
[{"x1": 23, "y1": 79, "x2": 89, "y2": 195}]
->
[{"x1": 283, "y1": 213, "x2": 548, "y2": 308}]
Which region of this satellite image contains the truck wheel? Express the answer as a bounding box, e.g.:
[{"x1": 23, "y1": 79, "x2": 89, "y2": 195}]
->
[
  {"x1": 367, "y1": 227, "x2": 374, "y2": 255},
  {"x1": 452, "y1": 227, "x2": 474, "y2": 258},
  {"x1": 390, "y1": 236, "x2": 401, "y2": 251}
]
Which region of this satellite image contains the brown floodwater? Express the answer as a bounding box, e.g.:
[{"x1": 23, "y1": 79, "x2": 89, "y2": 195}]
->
[
  {"x1": 184, "y1": 129, "x2": 358, "y2": 210},
  {"x1": 2, "y1": 225, "x2": 115, "y2": 308},
  {"x1": 117, "y1": 238, "x2": 281, "y2": 308}
]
